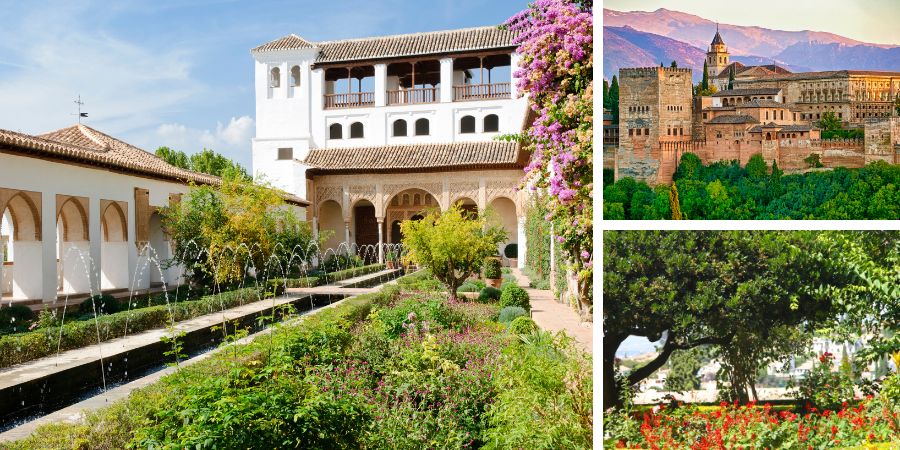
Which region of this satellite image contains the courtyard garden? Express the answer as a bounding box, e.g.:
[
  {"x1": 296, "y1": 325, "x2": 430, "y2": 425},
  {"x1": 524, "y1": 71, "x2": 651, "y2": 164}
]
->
[{"x1": 604, "y1": 230, "x2": 900, "y2": 448}]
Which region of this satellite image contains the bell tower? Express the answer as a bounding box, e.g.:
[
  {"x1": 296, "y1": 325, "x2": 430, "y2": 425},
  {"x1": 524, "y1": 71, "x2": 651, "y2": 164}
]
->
[{"x1": 706, "y1": 24, "x2": 728, "y2": 79}]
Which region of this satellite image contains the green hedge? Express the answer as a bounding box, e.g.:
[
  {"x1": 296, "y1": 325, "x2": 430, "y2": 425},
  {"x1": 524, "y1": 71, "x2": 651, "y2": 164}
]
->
[{"x1": 0, "y1": 288, "x2": 262, "y2": 369}]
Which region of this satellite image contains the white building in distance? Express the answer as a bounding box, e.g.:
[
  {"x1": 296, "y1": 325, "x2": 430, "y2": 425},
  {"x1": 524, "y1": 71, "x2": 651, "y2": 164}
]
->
[{"x1": 250, "y1": 25, "x2": 532, "y2": 265}]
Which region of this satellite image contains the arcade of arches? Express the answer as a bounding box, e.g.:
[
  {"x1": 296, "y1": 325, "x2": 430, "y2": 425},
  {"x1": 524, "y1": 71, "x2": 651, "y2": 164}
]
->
[
  {"x1": 0, "y1": 187, "x2": 181, "y2": 304},
  {"x1": 308, "y1": 171, "x2": 527, "y2": 266}
]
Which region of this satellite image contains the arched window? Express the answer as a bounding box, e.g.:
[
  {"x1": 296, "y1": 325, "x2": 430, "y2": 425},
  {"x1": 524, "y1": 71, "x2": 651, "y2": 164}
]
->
[
  {"x1": 350, "y1": 122, "x2": 364, "y2": 139},
  {"x1": 392, "y1": 119, "x2": 407, "y2": 137},
  {"x1": 460, "y1": 115, "x2": 475, "y2": 134},
  {"x1": 329, "y1": 123, "x2": 342, "y2": 139},
  {"x1": 270, "y1": 67, "x2": 281, "y2": 88},
  {"x1": 415, "y1": 118, "x2": 429, "y2": 136},
  {"x1": 483, "y1": 114, "x2": 499, "y2": 132},
  {"x1": 290, "y1": 65, "x2": 301, "y2": 87}
]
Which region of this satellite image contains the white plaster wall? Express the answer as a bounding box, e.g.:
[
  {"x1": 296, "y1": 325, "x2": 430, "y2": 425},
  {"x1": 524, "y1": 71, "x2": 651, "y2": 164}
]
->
[
  {"x1": 100, "y1": 242, "x2": 129, "y2": 289},
  {"x1": 10, "y1": 241, "x2": 41, "y2": 298},
  {"x1": 1, "y1": 152, "x2": 193, "y2": 301}
]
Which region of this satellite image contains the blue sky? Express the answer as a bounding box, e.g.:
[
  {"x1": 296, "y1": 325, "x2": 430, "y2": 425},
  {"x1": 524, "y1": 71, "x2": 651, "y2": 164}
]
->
[{"x1": 0, "y1": 0, "x2": 527, "y2": 167}]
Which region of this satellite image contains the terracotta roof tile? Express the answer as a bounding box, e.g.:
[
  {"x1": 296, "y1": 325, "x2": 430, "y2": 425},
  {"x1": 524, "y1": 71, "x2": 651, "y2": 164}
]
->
[
  {"x1": 305, "y1": 140, "x2": 522, "y2": 174},
  {"x1": 0, "y1": 125, "x2": 309, "y2": 206},
  {"x1": 706, "y1": 114, "x2": 759, "y2": 124},
  {"x1": 252, "y1": 26, "x2": 516, "y2": 64}
]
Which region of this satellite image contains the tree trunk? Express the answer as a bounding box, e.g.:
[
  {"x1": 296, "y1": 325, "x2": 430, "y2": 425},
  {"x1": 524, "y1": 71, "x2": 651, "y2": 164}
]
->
[{"x1": 604, "y1": 334, "x2": 626, "y2": 410}]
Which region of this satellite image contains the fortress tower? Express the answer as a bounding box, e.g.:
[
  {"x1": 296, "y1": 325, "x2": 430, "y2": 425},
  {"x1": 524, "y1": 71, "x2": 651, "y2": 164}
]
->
[{"x1": 707, "y1": 25, "x2": 729, "y2": 79}]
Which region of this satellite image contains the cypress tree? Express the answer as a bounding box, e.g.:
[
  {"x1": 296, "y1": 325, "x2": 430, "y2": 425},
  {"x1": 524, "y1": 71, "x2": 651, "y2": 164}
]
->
[
  {"x1": 609, "y1": 75, "x2": 620, "y2": 123},
  {"x1": 727, "y1": 66, "x2": 735, "y2": 90},
  {"x1": 603, "y1": 79, "x2": 609, "y2": 110},
  {"x1": 670, "y1": 60, "x2": 678, "y2": 68},
  {"x1": 670, "y1": 184, "x2": 683, "y2": 220},
  {"x1": 701, "y1": 60, "x2": 710, "y2": 91}
]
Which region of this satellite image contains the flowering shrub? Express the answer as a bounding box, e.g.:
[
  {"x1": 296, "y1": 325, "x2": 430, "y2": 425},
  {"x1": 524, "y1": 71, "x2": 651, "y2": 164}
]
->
[
  {"x1": 606, "y1": 398, "x2": 900, "y2": 449},
  {"x1": 792, "y1": 352, "x2": 856, "y2": 411},
  {"x1": 505, "y1": 0, "x2": 593, "y2": 317}
]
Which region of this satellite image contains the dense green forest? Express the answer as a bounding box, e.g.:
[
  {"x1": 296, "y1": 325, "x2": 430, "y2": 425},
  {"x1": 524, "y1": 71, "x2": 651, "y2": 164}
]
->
[{"x1": 603, "y1": 153, "x2": 900, "y2": 219}]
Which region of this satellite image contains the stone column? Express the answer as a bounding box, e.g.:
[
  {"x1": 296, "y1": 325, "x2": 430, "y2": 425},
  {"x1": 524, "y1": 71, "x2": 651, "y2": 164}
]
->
[
  {"x1": 41, "y1": 191, "x2": 57, "y2": 303},
  {"x1": 344, "y1": 221, "x2": 351, "y2": 255},
  {"x1": 374, "y1": 63, "x2": 387, "y2": 107},
  {"x1": 88, "y1": 196, "x2": 101, "y2": 293},
  {"x1": 439, "y1": 58, "x2": 453, "y2": 103},
  {"x1": 311, "y1": 216, "x2": 319, "y2": 241},
  {"x1": 516, "y1": 216, "x2": 526, "y2": 269},
  {"x1": 377, "y1": 218, "x2": 384, "y2": 264}
]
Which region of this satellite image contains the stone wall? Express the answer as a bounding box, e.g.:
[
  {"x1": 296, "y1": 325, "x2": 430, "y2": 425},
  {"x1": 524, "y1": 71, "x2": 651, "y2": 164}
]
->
[{"x1": 864, "y1": 117, "x2": 900, "y2": 164}]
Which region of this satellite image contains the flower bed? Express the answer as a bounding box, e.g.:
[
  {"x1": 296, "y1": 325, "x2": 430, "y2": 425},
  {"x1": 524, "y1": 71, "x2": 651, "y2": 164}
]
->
[
  {"x1": 605, "y1": 398, "x2": 900, "y2": 449},
  {"x1": 6, "y1": 272, "x2": 592, "y2": 449}
]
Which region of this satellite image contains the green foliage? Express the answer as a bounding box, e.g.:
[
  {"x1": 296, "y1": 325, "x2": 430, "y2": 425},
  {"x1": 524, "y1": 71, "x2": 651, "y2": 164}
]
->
[
  {"x1": 524, "y1": 198, "x2": 553, "y2": 286},
  {"x1": 401, "y1": 205, "x2": 506, "y2": 301},
  {"x1": 663, "y1": 346, "x2": 711, "y2": 393},
  {"x1": 457, "y1": 280, "x2": 483, "y2": 293},
  {"x1": 77, "y1": 294, "x2": 122, "y2": 316},
  {"x1": 503, "y1": 243, "x2": 518, "y2": 258},
  {"x1": 320, "y1": 253, "x2": 363, "y2": 273},
  {"x1": 479, "y1": 286, "x2": 502, "y2": 304},
  {"x1": 508, "y1": 316, "x2": 538, "y2": 335},
  {"x1": 880, "y1": 372, "x2": 900, "y2": 403},
  {"x1": 161, "y1": 176, "x2": 314, "y2": 288},
  {"x1": 0, "y1": 305, "x2": 34, "y2": 326},
  {"x1": 606, "y1": 153, "x2": 900, "y2": 220},
  {"x1": 483, "y1": 331, "x2": 593, "y2": 449},
  {"x1": 821, "y1": 128, "x2": 864, "y2": 140},
  {"x1": 498, "y1": 306, "x2": 528, "y2": 324},
  {"x1": 608, "y1": 75, "x2": 619, "y2": 123},
  {"x1": 701, "y1": 60, "x2": 709, "y2": 90},
  {"x1": 727, "y1": 66, "x2": 735, "y2": 90},
  {"x1": 816, "y1": 111, "x2": 842, "y2": 131},
  {"x1": 189, "y1": 148, "x2": 250, "y2": 180},
  {"x1": 603, "y1": 230, "x2": 844, "y2": 408},
  {"x1": 0, "y1": 288, "x2": 261, "y2": 369},
  {"x1": 791, "y1": 352, "x2": 855, "y2": 410},
  {"x1": 154, "y1": 146, "x2": 189, "y2": 169},
  {"x1": 499, "y1": 284, "x2": 530, "y2": 312},
  {"x1": 670, "y1": 60, "x2": 677, "y2": 68},
  {"x1": 483, "y1": 257, "x2": 503, "y2": 279}
]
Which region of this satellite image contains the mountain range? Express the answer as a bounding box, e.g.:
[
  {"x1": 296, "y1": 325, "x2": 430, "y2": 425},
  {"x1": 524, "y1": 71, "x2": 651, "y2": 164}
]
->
[{"x1": 603, "y1": 8, "x2": 900, "y2": 82}]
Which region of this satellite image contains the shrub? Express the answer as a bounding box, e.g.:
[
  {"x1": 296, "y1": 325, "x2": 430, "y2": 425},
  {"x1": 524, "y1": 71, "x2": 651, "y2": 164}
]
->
[
  {"x1": 457, "y1": 281, "x2": 481, "y2": 293},
  {"x1": 498, "y1": 306, "x2": 527, "y2": 324},
  {"x1": 504, "y1": 243, "x2": 518, "y2": 258},
  {"x1": 792, "y1": 352, "x2": 855, "y2": 411},
  {"x1": 880, "y1": 372, "x2": 900, "y2": 403},
  {"x1": 508, "y1": 316, "x2": 538, "y2": 335},
  {"x1": 484, "y1": 258, "x2": 502, "y2": 279},
  {"x1": 321, "y1": 253, "x2": 364, "y2": 272},
  {"x1": 478, "y1": 286, "x2": 502, "y2": 304},
  {"x1": 500, "y1": 284, "x2": 530, "y2": 312},
  {"x1": 0, "y1": 305, "x2": 34, "y2": 324},
  {"x1": 77, "y1": 294, "x2": 122, "y2": 316}
]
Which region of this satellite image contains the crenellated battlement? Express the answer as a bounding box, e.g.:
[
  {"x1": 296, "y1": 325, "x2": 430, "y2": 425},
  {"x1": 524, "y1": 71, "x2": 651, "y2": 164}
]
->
[
  {"x1": 810, "y1": 138, "x2": 864, "y2": 149},
  {"x1": 619, "y1": 67, "x2": 693, "y2": 78}
]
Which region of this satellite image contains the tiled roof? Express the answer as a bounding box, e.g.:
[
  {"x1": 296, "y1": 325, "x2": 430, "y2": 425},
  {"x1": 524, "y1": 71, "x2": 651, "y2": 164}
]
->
[
  {"x1": 739, "y1": 70, "x2": 900, "y2": 82},
  {"x1": 714, "y1": 62, "x2": 791, "y2": 78},
  {"x1": 252, "y1": 26, "x2": 516, "y2": 64},
  {"x1": 0, "y1": 125, "x2": 309, "y2": 206},
  {"x1": 304, "y1": 140, "x2": 523, "y2": 174},
  {"x1": 706, "y1": 114, "x2": 759, "y2": 124},
  {"x1": 251, "y1": 34, "x2": 316, "y2": 52},
  {"x1": 735, "y1": 99, "x2": 788, "y2": 108},
  {"x1": 711, "y1": 31, "x2": 725, "y2": 46},
  {"x1": 747, "y1": 122, "x2": 818, "y2": 132},
  {"x1": 713, "y1": 88, "x2": 782, "y2": 97}
]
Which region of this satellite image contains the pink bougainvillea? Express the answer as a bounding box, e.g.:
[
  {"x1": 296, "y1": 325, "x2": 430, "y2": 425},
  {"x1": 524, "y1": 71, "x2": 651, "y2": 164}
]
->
[{"x1": 505, "y1": 0, "x2": 593, "y2": 314}]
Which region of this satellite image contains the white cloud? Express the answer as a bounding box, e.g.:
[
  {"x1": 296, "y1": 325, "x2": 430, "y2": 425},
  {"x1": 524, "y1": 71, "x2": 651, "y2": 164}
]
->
[{"x1": 153, "y1": 116, "x2": 255, "y2": 168}]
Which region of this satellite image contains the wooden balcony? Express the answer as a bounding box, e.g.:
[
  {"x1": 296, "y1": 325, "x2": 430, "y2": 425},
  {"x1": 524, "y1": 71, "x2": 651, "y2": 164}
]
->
[
  {"x1": 453, "y1": 83, "x2": 511, "y2": 101},
  {"x1": 386, "y1": 87, "x2": 439, "y2": 105},
  {"x1": 324, "y1": 92, "x2": 375, "y2": 109}
]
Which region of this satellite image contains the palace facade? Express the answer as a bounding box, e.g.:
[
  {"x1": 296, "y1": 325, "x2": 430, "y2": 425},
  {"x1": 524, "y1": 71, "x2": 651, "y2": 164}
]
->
[
  {"x1": 250, "y1": 26, "x2": 531, "y2": 266},
  {"x1": 610, "y1": 30, "x2": 900, "y2": 184}
]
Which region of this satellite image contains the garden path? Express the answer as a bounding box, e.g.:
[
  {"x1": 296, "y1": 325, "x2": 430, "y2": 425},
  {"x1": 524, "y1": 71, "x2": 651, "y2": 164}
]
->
[{"x1": 510, "y1": 268, "x2": 593, "y2": 354}]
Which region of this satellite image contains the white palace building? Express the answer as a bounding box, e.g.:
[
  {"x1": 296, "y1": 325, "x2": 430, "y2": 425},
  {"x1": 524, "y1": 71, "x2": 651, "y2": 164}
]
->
[
  {"x1": 0, "y1": 24, "x2": 531, "y2": 307},
  {"x1": 249, "y1": 25, "x2": 531, "y2": 266}
]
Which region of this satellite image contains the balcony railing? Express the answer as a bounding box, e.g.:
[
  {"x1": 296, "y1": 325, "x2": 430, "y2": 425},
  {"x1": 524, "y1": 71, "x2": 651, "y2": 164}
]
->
[
  {"x1": 387, "y1": 87, "x2": 439, "y2": 105},
  {"x1": 453, "y1": 83, "x2": 511, "y2": 101},
  {"x1": 324, "y1": 92, "x2": 375, "y2": 109}
]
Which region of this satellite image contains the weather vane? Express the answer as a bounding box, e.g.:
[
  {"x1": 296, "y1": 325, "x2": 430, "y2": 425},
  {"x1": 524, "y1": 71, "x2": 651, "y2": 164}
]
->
[{"x1": 72, "y1": 95, "x2": 88, "y2": 124}]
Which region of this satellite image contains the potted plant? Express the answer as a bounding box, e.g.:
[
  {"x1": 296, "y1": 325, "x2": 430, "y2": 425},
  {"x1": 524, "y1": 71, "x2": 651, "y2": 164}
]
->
[
  {"x1": 385, "y1": 249, "x2": 396, "y2": 269},
  {"x1": 483, "y1": 257, "x2": 503, "y2": 288},
  {"x1": 504, "y1": 243, "x2": 518, "y2": 268}
]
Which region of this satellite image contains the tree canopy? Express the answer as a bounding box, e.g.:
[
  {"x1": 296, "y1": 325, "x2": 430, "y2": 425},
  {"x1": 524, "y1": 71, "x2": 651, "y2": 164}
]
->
[
  {"x1": 155, "y1": 146, "x2": 250, "y2": 180},
  {"x1": 603, "y1": 230, "x2": 847, "y2": 408}
]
